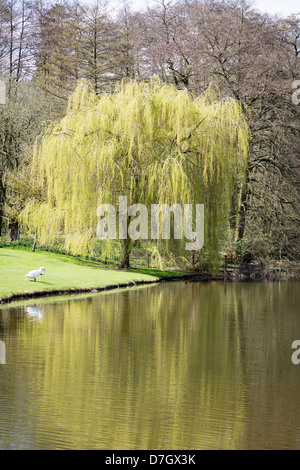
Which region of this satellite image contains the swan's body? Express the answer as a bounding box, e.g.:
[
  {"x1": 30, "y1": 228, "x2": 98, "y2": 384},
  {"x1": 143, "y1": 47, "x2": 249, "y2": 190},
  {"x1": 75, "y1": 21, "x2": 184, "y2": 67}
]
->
[{"x1": 25, "y1": 267, "x2": 45, "y2": 282}]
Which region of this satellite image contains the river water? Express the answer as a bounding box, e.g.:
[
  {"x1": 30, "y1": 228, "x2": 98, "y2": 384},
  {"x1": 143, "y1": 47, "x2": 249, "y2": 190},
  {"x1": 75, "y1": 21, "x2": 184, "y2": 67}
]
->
[{"x1": 0, "y1": 281, "x2": 299, "y2": 450}]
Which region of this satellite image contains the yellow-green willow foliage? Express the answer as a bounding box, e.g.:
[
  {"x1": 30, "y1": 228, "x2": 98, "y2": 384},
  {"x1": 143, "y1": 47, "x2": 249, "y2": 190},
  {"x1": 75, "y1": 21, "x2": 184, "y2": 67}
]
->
[{"x1": 20, "y1": 78, "x2": 250, "y2": 267}]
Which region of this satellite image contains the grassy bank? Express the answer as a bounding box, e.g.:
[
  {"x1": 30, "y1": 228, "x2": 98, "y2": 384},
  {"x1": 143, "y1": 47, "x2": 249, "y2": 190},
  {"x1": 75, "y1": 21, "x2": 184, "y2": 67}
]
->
[{"x1": 0, "y1": 247, "x2": 183, "y2": 303}]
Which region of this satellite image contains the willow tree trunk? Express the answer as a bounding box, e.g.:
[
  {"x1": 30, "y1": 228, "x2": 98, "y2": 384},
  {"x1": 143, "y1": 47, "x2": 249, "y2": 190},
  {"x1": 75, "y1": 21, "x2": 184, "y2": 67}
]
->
[
  {"x1": 237, "y1": 188, "x2": 248, "y2": 242},
  {"x1": 235, "y1": 127, "x2": 253, "y2": 248},
  {"x1": 7, "y1": 220, "x2": 19, "y2": 241},
  {"x1": 236, "y1": 173, "x2": 250, "y2": 241},
  {"x1": 0, "y1": 178, "x2": 5, "y2": 237},
  {"x1": 119, "y1": 237, "x2": 132, "y2": 269}
]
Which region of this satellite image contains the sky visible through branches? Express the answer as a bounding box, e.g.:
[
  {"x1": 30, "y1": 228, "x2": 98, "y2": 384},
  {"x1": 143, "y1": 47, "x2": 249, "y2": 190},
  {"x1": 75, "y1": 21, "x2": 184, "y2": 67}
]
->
[{"x1": 82, "y1": 0, "x2": 300, "y2": 17}]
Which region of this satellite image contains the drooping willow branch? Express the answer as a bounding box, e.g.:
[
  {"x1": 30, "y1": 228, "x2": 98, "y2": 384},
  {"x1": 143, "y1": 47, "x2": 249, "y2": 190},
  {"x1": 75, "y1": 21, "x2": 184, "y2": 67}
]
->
[{"x1": 20, "y1": 78, "x2": 250, "y2": 268}]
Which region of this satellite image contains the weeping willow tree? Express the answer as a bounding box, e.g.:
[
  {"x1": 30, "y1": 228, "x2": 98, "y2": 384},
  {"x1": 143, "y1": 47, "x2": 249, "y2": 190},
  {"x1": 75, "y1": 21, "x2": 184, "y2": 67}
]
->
[{"x1": 20, "y1": 78, "x2": 250, "y2": 269}]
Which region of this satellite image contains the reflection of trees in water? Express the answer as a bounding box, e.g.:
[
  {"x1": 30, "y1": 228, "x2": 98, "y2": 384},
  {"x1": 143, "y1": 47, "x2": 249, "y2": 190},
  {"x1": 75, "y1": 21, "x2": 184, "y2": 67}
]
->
[
  {"x1": 225, "y1": 282, "x2": 300, "y2": 449},
  {"x1": 0, "y1": 281, "x2": 299, "y2": 449},
  {"x1": 1, "y1": 284, "x2": 248, "y2": 448}
]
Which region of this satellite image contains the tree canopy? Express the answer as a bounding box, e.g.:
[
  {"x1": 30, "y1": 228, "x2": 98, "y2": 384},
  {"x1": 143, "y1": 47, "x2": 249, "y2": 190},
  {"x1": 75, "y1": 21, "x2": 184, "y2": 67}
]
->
[
  {"x1": 1, "y1": 0, "x2": 299, "y2": 266},
  {"x1": 21, "y1": 79, "x2": 249, "y2": 268}
]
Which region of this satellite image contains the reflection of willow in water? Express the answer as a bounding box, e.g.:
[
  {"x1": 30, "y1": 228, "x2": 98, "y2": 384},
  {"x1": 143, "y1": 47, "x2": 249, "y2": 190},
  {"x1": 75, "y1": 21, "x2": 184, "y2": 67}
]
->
[
  {"x1": 8, "y1": 284, "x2": 248, "y2": 449},
  {"x1": 0, "y1": 281, "x2": 299, "y2": 449}
]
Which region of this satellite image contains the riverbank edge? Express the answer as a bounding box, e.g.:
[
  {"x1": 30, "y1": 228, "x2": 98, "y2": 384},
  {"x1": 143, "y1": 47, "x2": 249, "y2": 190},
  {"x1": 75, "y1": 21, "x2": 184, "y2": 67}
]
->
[{"x1": 0, "y1": 271, "x2": 224, "y2": 305}]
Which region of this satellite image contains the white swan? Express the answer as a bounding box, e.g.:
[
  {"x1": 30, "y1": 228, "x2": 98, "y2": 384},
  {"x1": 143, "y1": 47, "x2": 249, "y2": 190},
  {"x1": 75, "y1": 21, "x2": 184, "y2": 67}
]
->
[{"x1": 25, "y1": 267, "x2": 45, "y2": 282}]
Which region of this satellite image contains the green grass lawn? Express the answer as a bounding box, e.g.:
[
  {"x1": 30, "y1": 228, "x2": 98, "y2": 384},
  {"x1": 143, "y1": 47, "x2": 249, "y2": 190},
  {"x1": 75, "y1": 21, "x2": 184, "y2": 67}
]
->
[{"x1": 0, "y1": 247, "x2": 167, "y2": 302}]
